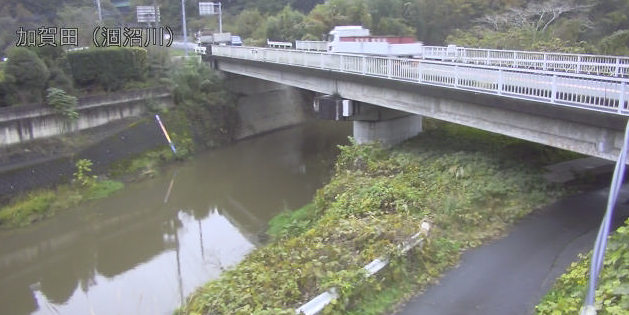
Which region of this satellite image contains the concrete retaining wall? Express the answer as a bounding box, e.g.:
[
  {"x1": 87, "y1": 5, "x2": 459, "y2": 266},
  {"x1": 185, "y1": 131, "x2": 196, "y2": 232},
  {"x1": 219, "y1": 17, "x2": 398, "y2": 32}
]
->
[
  {"x1": 227, "y1": 75, "x2": 312, "y2": 140},
  {"x1": 0, "y1": 87, "x2": 172, "y2": 146},
  {"x1": 0, "y1": 119, "x2": 165, "y2": 198}
]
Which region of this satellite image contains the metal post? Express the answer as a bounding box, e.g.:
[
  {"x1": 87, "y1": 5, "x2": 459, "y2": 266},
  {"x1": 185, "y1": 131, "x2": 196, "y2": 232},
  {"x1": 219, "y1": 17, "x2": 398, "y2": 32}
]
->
[
  {"x1": 96, "y1": 0, "x2": 102, "y2": 22},
  {"x1": 497, "y1": 69, "x2": 503, "y2": 95},
  {"x1": 362, "y1": 56, "x2": 366, "y2": 75},
  {"x1": 551, "y1": 75, "x2": 557, "y2": 103},
  {"x1": 182, "y1": 0, "x2": 188, "y2": 56},
  {"x1": 619, "y1": 82, "x2": 627, "y2": 113},
  {"x1": 218, "y1": 2, "x2": 222, "y2": 33}
]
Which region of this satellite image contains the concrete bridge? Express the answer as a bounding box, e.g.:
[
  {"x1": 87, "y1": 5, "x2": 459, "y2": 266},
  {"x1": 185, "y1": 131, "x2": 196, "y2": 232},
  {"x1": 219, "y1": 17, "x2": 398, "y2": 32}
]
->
[{"x1": 207, "y1": 45, "x2": 629, "y2": 161}]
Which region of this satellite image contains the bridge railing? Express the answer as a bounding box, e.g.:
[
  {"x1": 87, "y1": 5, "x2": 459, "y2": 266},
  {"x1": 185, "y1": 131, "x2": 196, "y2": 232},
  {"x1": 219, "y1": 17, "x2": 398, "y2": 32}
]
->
[
  {"x1": 422, "y1": 46, "x2": 629, "y2": 78},
  {"x1": 212, "y1": 46, "x2": 629, "y2": 115}
]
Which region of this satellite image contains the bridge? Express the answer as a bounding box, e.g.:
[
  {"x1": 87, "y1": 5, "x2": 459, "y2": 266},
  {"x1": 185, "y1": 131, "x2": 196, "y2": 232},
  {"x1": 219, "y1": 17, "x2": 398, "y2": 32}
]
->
[{"x1": 207, "y1": 45, "x2": 629, "y2": 161}]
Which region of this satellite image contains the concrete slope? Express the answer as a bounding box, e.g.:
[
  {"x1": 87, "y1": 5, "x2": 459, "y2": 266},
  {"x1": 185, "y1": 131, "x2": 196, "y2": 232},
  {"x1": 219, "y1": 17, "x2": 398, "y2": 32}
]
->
[{"x1": 396, "y1": 186, "x2": 629, "y2": 315}]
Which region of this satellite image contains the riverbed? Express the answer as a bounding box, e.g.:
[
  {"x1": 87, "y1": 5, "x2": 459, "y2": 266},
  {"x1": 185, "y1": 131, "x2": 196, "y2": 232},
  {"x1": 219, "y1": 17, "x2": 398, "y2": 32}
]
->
[{"x1": 0, "y1": 120, "x2": 351, "y2": 315}]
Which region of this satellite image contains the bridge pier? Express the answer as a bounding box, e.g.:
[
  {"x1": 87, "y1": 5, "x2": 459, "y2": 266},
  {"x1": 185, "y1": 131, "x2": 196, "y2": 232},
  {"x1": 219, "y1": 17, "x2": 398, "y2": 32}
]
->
[{"x1": 351, "y1": 105, "x2": 423, "y2": 146}]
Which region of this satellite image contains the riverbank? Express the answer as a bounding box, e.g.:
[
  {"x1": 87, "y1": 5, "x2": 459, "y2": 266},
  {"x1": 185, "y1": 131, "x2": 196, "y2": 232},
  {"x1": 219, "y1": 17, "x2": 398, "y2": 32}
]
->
[
  {"x1": 0, "y1": 120, "x2": 351, "y2": 315},
  {"x1": 535, "y1": 218, "x2": 629, "y2": 314},
  {"x1": 179, "y1": 120, "x2": 579, "y2": 314}
]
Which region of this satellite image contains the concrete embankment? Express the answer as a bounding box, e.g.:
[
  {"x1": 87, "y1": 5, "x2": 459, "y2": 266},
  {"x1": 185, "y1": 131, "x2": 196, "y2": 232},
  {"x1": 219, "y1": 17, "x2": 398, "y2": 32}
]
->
[
  {"x1": 228, "y1": 75, "x2": 312, "y2": 140},
  {"x1": 0, "y1": 86, "x2": 172, "y2": 146},
  {"x1": 0, "y1": 118, "x2": 165, "y2": 198},
  {"x1": 0, "y1": 81, "x2": 313, "y2": 199}
]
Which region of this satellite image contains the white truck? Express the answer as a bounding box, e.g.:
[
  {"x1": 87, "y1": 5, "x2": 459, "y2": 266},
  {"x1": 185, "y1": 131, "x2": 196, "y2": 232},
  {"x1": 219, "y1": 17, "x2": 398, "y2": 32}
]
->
[
  {"x1": 196, "y1": 30, "x2": 232, "y2": 45},
  {"x1": 195, "y1": 31, "x2": 235, "y2": 54},
  {"x1": 326, "y1": 25, "x2": 423, "y2": 57}
]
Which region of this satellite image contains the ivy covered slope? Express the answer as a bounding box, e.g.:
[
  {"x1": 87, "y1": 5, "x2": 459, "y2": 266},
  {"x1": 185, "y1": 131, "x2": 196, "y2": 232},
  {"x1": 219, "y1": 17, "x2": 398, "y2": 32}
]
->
[
  {"x1": 536, "y1": 219, "x2": 629, "y2": 315},
  {"x1": 179, "y1": 122, "x2": 568, "y2": 315}
]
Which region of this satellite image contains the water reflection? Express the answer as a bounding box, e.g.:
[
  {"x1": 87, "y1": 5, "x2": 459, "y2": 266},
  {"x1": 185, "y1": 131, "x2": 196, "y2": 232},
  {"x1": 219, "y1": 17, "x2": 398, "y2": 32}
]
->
[{"x1": 0, "y1": 120, "x2": 350, "y2": 315}]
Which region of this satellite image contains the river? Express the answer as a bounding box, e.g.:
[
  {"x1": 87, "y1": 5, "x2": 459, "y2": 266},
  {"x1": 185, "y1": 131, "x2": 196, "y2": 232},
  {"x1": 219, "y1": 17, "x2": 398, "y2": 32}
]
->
[{"x1": 0, "y1": 120, "x2": 351, "y2": 315}]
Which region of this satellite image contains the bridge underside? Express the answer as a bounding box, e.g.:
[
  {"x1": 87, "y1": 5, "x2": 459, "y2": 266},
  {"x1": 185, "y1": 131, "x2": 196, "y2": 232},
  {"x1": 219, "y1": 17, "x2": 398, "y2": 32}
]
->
[{"x1": 212, "y1": 56, "x2": 628, "y2": 161}]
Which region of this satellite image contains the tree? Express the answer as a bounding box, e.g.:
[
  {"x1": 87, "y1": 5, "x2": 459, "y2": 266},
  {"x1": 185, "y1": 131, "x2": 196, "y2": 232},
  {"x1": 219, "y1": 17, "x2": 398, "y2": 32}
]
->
[
  {"x1": 46, "y1": 87, "x2": 78, "y2": 121},
  {"x1": 4, "y1": 47, "x2": 49, "y2": 104},
  {"x1": 234, "y1": 9, "x2": 265, "y2": 40}
]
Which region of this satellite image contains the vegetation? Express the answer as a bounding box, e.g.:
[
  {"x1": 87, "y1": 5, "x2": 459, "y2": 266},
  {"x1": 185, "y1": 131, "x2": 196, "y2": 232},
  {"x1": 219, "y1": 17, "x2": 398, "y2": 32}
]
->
[
  {"x1": 0, "y1": 159, "x2": 124, "y2": 228},
  {"x1": 4, "y1": 47, "x2": 49, "y2": 104},
  {"x1": 179, "y1": 121, "x2": 567, "y2": 314},
  {"x1": 67, "y1": 47, "x2": 148, "y2": 92},
  {"x1": 46, "y1": 87, "x2": 79, "y2": 121},
  {"x1": 536, "y1": 218, "x2": 629, "y2": 315},
  {"x1": 169, "y1": 59, "x2": 239, "y2": 149},
  {"x1": 0, "y1": 53, "x2": 236, "y2": 229}
]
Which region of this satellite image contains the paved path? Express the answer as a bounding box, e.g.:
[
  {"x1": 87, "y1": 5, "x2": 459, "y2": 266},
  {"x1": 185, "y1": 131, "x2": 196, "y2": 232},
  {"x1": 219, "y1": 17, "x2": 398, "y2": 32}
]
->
[{"x1": 396, "y1": 185, "x2": 629, "y2": 315}]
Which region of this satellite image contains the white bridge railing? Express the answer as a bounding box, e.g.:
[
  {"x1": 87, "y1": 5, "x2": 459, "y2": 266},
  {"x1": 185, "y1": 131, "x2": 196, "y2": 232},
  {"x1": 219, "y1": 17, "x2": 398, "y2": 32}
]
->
[
  {"x1": 212, "y1": 45, "x2": 629, "y2": 115},
  {"x1": 421, "y1": 46, "x2": 629, "y2": 78},
  {"x1": 289, "y1": 42, "x2": 629, "y2": 78}
]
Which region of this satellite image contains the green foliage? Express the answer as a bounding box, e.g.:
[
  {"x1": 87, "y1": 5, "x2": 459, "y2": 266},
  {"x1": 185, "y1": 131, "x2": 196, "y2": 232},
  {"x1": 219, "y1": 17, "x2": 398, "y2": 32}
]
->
[
  {"x1": 171, "y1": 59, "x2": 239, "y2": 149},
  {"x1": 0, "y1": 190, "x2": 55, "y2": 227},
  {"x1": 46, "y1": 87, "x2": 78, "y2": 121},
  {"x1": 536, "y1": 219, "x2": 629, "y2": 315},
  {"x1": 266, "y1": 6, "x2": 307, "y2": 41},
  {"x1": 267, "y1": 203, "x2": 317, "y2": 240},
  {"x1": 598, "y1": 30, "x2": 629, "y2": 56},
  {"x1": 4, "y1": 47, "x2": 49, "y2": 104},
  {"x1": 85, "y1": 180, "x2": 124, "y2": 200},
  {"x1": 67, "y1": 47, "x2": 148, "y2": 91},
  {"x1": 0, "y1": 159, "x2": 125, "y2": 228},
  {"x1": 180, "y1": 121, "x2": 564, "y2": 314},
  {"x1": 73, "y1": 159, "x2": 96, "y2": 187}
]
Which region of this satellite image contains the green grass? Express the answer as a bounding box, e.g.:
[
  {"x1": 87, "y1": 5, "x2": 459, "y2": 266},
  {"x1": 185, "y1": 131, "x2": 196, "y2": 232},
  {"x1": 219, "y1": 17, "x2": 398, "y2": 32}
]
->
[
  {"x1": 86, "y1": 180, "x2": 125, "y2": 199},
  {"x1": 0, "y1": 190, "x2": 56, "y2": 227},
  {"x1": 535, "y1": 219, "x2": 629, "y2": 315},
  {"x1": 179, "y1": 121, "x2": 569, "y2": 315},
  {"x1": 266, "y1": 203, "x2": 316, "y2": 241},
  {"x1": 0, "y1": 179, "x2": 125, "y2": 228}
]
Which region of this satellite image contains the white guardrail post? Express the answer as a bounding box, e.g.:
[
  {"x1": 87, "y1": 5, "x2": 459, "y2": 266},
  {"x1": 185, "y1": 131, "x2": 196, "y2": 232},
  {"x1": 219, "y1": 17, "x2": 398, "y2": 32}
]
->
[
  {"x1": 620, "y1": 82, "x2": 627, "y2": 114},
  {"x1": 362, "y1": 56, "x2": 366, "y2": 75},
  {"x1": 551, "y1": 75, "x2": 557, "y2": 103},
  {"x1": 295, "y1": 222, "x2": 431, "y2": 315},
  {"x1": 497, "y1": 69, "x2": 503, "y2": 95}
]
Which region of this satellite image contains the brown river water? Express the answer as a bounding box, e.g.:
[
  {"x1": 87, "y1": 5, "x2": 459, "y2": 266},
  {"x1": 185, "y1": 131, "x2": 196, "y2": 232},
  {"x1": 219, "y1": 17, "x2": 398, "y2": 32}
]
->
[{"x1": 0, "y1": 120, "x2": 351, "y2": 315}]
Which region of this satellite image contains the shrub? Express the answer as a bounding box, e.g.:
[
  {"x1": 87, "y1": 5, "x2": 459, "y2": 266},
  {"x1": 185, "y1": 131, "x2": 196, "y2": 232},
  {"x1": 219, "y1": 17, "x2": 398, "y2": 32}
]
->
[
  {"x1": 67, "y1": 47, "x2": 148, "y2": 91},
  {"x1": 46, "y1": 87, "x2": 78, "y2": 121},
  {"x1": 4, "y1": 47, "x2": 49, "y2": 103}
]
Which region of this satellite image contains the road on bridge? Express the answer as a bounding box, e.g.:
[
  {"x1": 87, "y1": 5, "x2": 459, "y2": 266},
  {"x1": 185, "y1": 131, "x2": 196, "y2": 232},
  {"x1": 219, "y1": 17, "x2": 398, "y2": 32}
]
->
[{"x1": 395, "y1": 184, "x2": 629, "y2": 315}]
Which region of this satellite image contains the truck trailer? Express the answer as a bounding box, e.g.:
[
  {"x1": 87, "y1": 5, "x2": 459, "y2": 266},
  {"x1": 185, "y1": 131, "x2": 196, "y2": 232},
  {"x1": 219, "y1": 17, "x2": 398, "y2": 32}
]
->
[{"x1": 326, "y1": 26, "x2": 423, "y2": 57}]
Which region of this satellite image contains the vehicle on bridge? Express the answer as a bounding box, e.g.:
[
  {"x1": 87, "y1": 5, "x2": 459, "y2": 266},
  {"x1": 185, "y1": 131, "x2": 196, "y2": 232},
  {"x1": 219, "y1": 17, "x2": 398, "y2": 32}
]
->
[{"x1": 326, "y1": 25, "x2": 424, "y2": 57}]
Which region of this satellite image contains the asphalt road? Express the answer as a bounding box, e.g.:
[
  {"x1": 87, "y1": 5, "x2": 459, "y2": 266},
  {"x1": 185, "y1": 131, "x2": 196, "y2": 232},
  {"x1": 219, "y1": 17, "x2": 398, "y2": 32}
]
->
[{"x1": 396, "y1": 185, "x2": 629, "y2": 315}]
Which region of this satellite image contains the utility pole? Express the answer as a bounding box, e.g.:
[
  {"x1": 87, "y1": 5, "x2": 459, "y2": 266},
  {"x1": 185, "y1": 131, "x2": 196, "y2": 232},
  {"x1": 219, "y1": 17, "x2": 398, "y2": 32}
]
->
[
  {"x1": 218, "y1": 2, "x2": 222, "y2": 33},
  {"x1": 95, "y1": 0, "x2": 102, "y2": 22},
  {"x1": 182, "y1": 0, "x2": 188, "y2": 56}
]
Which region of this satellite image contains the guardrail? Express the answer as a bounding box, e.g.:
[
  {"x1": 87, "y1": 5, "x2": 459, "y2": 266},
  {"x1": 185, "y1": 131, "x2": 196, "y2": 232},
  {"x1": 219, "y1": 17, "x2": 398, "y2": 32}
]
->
[
  {"x1": 421, "y1": 46, "x2": 629, "y2": 78},
  {"x1": 212, "y1": 45, "x2": 629, "y2": 116}
]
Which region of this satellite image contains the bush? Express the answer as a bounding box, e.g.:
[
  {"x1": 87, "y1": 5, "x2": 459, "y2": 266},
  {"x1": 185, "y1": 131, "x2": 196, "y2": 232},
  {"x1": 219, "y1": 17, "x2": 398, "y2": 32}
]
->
[
  {"x1": 170, "y1": 60, "x2": 239, "y2": 148},
  {"x1": 4, "y1": 47, "x2": 49, "y2": 103},
  {"x1": 67, "y1": 47, "x2": 148, "y2": 91},
  {"x1": 536, "y1": 219, "x2": 629, "y2": 315},
  {"x1": 46, "y1": 87, "x2": 78, "y2": 121}
]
